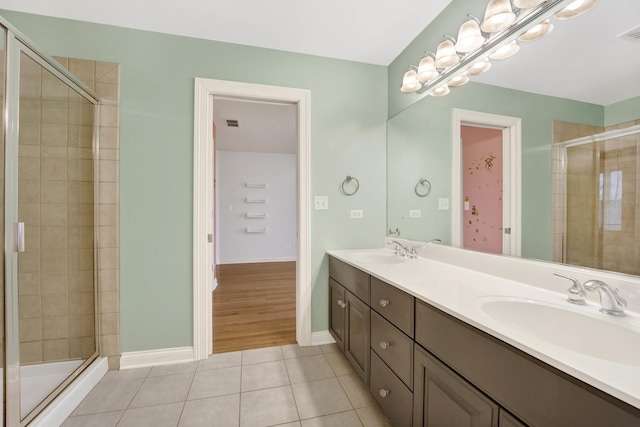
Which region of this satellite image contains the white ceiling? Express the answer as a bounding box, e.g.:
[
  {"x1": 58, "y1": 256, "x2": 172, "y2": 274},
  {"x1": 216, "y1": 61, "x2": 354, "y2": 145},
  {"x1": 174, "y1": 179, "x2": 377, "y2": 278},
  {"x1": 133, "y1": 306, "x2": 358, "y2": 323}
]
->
[
  {"x1": 473, "y1": 0, "x2": 640, "y2": 106},
  {"x1": 0, "y1": 0, "x2": 452, "y2": 66},
  {"x1": 213, "y1": 98, "x2": 297, "y2": 154}
]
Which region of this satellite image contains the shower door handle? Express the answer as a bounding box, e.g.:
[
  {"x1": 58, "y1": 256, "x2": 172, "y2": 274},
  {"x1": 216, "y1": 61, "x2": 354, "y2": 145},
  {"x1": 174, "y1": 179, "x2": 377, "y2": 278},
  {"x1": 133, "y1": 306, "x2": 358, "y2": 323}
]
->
[{"x1": 16, "y1": 222, "x2": 25, "y2": 253}]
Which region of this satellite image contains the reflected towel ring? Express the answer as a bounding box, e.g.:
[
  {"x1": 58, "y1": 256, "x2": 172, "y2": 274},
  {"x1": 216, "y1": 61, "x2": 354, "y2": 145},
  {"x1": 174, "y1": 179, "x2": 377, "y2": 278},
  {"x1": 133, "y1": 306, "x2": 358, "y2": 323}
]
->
[
  {"x1": 341, "y1": 176, "x2": 360, "y2": 196},
  {"x1": 415, "y1": 178, "x2": 431, "y2": 197}
]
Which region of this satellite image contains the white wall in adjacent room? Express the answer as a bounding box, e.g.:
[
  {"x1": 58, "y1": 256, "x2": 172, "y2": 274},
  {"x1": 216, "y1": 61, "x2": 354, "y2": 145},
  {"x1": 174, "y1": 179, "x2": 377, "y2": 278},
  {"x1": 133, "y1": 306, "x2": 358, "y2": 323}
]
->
[{"x1": 216, "y1": 150, "x2": 297, "y2": 264}]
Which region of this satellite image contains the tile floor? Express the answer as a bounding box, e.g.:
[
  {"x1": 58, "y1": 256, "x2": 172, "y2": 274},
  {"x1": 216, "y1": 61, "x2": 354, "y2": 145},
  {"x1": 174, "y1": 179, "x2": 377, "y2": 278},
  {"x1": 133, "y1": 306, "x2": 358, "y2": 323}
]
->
[{"x1": 62, "y1": 344, "x2": 393, "y2": 427}]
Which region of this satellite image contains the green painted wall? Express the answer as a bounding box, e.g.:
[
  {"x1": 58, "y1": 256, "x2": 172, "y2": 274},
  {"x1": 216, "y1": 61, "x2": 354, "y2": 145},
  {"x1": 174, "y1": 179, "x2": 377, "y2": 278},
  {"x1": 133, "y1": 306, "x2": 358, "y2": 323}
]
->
[
  {"x1": 1, "y1": 11, "x2": 388, "y2": 352},
  {"x1": 388, "y1": 82, "x2": 603, "y2": 261},
  {"x1": 605, "y1": 96, "x2": 640, "y2": 127}
]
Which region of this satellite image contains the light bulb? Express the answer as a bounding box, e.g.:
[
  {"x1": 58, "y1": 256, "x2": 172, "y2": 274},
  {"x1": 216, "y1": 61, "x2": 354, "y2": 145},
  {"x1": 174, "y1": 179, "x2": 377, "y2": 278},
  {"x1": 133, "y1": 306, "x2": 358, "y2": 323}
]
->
[
  {"x1": 417, "y1": 54, "x2": 439, "y2": 82},
  {"x1": 489, "y1": 40, "x2": 520, "y2": 60},
  {"x1": 435, "y1": 37, "x2": 459, "y2": 68},
  {"x1": 455, "y1": 17, "x2": 485, "y2": 53},
  {"x1": 481, "y1": 0, "x2": 516, "y2": 33},
  {"x1": 468, "y1": 58, "x2": 492, "y2": 75},
  {"x1": 400, "y1": 68, "x2": 421, "y2": 93},
  {"x1": 430, "y1": 84, "x2": 450, "y2": 97},
  {"x1": 518, "y1": 19, "x2": 553, "y2": 42},
  {"x1": 554, "y1": 0, "x2": 597, "y2": 20}
]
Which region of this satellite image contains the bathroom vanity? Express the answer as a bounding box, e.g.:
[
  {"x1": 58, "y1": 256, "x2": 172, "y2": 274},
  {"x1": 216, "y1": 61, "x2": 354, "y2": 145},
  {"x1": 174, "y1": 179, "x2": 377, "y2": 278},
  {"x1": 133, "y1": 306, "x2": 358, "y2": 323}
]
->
[{"x1": 327, "y1": 247, "x2": 640, "y2": 427}]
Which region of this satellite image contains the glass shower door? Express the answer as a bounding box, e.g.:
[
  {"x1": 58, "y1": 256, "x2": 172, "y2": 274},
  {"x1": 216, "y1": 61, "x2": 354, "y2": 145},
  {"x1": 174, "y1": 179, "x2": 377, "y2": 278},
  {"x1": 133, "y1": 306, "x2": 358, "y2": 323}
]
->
[
  {"x1": 1, "y1": 24, "x2": 6, "y2": 427},
  {"x1": 3, "y1": 39, "x2": 99, "y2": 426}
]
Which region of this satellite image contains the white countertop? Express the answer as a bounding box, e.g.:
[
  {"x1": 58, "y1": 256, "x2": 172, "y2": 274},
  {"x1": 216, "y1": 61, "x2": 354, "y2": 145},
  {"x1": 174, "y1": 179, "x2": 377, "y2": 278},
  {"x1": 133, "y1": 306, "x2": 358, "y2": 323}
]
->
[{"x1": 327, "y1": 247, "x2": 640, "y2": 410}]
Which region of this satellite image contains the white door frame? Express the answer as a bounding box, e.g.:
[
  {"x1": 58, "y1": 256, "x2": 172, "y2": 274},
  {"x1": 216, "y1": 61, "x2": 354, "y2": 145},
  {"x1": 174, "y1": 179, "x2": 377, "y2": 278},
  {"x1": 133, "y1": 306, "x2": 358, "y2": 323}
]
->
[
  {"x1": 193, "y1": 78, "x2": 311, "y2": 360},
  {"x1": 452, "y1": 108, "x2": 522, "y2": 256}
]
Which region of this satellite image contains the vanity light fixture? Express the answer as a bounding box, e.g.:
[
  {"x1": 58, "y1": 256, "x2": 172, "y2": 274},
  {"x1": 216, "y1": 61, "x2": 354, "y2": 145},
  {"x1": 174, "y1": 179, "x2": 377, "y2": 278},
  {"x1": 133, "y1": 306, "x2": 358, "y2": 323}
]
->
[
  {"x1": 481, "y1": 0, "x2": 517, "y2": 33},
  {"x1": 430, "y1": 84, "x2": 450, "y2": 97},
  {"x1": 513, "y1": 0, "x2": 546, "y2": 8},
  {"x1": 489, "y1": 40, "x2": 520, "y2": 60},
  {"x1": 435, "y1": 36, "x2": 460, "y2": 68},
  {"x1": 554, "y1": 0, "x2": 597, "y2": 20},
  {"x1": 400, "y1": 67, "x2": 422, "y2": 93},
  {"x1": 400, "y1": 0, "x2": 595, "y2": 96},
  {"x1": 448, "y1": 73, "x2": 469, "y2": 87},
  {"x1": 468, "y1": 58, "x2": 492, "y2": 75},
  {"x1": 518, "y1": 19, "x2": 553, "y2": 41},
  {"x1": 417, "y1": 52, "x2": 439, "y2": 82},
  {"x1": 455, "y1": 15, "x2": 486, "y2": 53}
]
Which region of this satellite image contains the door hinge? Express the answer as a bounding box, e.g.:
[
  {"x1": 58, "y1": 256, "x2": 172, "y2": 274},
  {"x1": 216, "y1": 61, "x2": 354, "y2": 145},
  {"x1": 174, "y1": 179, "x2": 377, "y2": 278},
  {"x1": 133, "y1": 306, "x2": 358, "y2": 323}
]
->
[
  {"x1": 207, "y1": 234, "x2": 213, "y2": 243},
  {"x1": 504, "y1": 228, "x2": 511, "y2": 235}
]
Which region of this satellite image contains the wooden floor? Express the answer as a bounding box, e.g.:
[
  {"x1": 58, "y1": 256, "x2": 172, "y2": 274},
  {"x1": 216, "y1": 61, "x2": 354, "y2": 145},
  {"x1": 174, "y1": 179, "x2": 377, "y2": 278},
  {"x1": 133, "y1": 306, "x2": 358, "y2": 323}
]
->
[{"x1": 213, "y1": 261, "x2": 297, "y2": 353}]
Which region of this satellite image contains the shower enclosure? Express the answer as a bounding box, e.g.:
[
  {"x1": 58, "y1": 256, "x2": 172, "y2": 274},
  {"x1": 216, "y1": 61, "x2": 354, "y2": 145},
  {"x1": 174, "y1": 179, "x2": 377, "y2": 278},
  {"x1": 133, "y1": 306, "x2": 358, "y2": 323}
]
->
[
  {"x1": 553, "y1": 121, "x2": 640, "y2": 276},
  {"x1": 2, "y1": 18, "x2": 101, "y2": 426}
]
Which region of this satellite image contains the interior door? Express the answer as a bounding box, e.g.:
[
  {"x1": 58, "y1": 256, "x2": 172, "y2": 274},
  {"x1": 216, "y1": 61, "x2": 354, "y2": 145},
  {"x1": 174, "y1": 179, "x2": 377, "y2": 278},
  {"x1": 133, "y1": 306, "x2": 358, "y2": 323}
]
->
[{"x1": 460, "y1": 125, "x2": 510, "y2": 255}]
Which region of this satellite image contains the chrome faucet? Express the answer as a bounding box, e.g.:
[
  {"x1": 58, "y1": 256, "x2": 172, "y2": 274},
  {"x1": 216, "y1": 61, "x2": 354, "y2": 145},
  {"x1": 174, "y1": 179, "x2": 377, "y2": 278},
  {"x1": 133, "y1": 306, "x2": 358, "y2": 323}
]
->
[
  {"x1": 584, "y1": 280, "x2": 627, "y2": 317},
  {"x1": 553, "y1": 273, "x2": 586, "y2": 305},
  {"x1": 386, "y1": 240, "x2": 418, "y2": 258}
]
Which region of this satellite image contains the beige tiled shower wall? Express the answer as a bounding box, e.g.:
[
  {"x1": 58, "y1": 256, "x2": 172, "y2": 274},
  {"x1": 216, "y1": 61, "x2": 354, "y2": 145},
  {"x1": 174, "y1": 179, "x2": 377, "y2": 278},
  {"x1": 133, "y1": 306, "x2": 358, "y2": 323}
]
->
[
  {"x1": 16, "y1": 55, "x2": 120, "y2": 369},
  {"x1": 552, "y1": 121, "x2": 604, "y2": 265},
  {"x1": 552, "y1": 119, "x2": 640, "y2": 275}
]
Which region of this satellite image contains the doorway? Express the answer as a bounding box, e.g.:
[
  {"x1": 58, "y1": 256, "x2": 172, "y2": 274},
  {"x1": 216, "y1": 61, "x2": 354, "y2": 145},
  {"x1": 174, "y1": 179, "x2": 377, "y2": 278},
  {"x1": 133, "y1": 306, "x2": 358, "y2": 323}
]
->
[
  {"x1": 452, "y1": 109, "x2": 522, "y2": 256},
  {"x1": 193, "y1": 79, "x2": 311, "y2": 360},
  {"x1": 212, "y1": 98, "x2": 298, "y2": 353}
]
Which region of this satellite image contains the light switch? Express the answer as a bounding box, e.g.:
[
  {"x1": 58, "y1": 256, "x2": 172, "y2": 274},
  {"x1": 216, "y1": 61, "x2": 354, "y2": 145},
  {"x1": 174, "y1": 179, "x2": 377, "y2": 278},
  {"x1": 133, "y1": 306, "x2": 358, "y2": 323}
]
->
[
  {"x1": 314, "y1": 196, "x2": 329, "y2": 210},
  {"x1": 438, "y1": 198, "x2": 450, "y2": 210}
]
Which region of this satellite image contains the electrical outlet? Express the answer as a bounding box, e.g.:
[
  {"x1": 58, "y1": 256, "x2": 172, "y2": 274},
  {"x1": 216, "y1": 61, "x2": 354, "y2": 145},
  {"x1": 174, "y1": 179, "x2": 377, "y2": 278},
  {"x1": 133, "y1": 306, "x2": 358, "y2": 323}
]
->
[
  {"x1": 439, "y1": 198, "x2": 450, "y2": 210},
  {"x1": 350, "y1": 210, "x2": 364, "y2": 219},
  {"x1": 409, "y1": 210, "x2": 421, "y2": 218},
  {"x1": 314, "y1": 196, "x2": 329, "y2": 210}
]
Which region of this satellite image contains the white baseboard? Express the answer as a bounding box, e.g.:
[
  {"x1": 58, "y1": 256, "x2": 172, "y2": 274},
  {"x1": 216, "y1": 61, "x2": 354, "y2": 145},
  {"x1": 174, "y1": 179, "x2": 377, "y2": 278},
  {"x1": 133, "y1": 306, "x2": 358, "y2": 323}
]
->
[
  {"x1": 218, "y1": 257, "x2": 297, "y2": 265},
  {"x1": 311, "y1": 330, "x2": 336, "y2": 346},
  {"x1": 30, "y1": 357, "x2": 108, "y2": 427},
  {"x1": 120, "y1": 347, "x2": 194, "y2": 370}
]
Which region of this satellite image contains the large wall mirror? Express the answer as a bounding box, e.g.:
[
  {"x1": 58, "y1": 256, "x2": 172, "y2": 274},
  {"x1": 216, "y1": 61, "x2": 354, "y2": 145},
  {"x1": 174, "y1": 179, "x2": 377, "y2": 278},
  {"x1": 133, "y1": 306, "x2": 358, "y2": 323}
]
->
[{"x1": 387, "y1": 0, "x2": 640, "y2": 275}]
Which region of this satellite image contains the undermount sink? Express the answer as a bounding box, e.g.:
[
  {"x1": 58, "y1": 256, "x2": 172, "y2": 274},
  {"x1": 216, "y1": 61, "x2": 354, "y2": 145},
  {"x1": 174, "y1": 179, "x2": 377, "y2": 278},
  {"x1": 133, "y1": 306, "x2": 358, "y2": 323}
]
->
[
  {"x1": 476, "y1": 297, "x2": 640, "y2": 367},
  {"x1": 348, "y1": 252, "x2": 405, "y2": 265}
]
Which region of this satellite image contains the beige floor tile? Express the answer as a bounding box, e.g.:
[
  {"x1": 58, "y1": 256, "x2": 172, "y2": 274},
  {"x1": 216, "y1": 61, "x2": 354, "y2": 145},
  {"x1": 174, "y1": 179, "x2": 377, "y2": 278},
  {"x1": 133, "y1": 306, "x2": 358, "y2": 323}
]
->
[
  {"x1": 198, "y1": 351, "x2": 242, "y2": 370},
  {"x1": 179, "y1": 394, "x2": 240, "y2": 427},
  {"x1": 188, "y1": 366, "x2": 241, "y2": 400},
  {"x1": 337, "y1": 375, "x2": 376, "y2": 409},
  {"x1": 100, "y1": 367, "x2": 150, "y2": 383},
  {"x1": 324, "y1": 352, "x2": 356, "y2": 377},
  {"x1": 240, "y1": 385, "x2": 299, "y2": 427},
  {"x1": 285, "y1": 355, "x2": 335, "y2": 384},
  {"x1": 118, "y1": 402, "x2": 183, "y2": 427},
  {"x1": 292, "y1": 378, "x2": 352, "y2": 420},
  {"x1": 149, "y1": 361, "x2": 198, "y2": 377},
  {"x1": 241, "y1": 360, "x2": 290, "y2": 392},
  {"x1": 242, "y1": 346, "x2": 284, "y2": 365},
  {"x1": 301, "y1": 410, "x2": 363, "y2": 427},
  {"x1": 319, "y1": 343, "x2": 341, "y2": 354},
  {"x1": 61, "y1": 410, "x2": 123, "y2": 427},
  {"x1": 355, "y1": 405, "x2": 393, "y2": 427},
  {"x1": 130, "y1": 373, "x2": 194, "y2": 408},
  {"x1": 282, "y1": 344, "x2": 323, "y2": 359},
  {"x1": 74, "y1": 378, "x2": 143, "y2": 415}
]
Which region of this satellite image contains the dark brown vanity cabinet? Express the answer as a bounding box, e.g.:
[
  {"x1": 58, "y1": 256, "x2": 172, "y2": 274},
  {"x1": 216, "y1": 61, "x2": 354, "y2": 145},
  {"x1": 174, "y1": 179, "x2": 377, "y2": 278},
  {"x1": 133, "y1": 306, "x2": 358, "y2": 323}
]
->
[
  {"x1": 329, "y1": 258, "x2": 370, "y2": 384},
  {"x1": 413, "y1": 344, "x2": 499, "y2": 427}
]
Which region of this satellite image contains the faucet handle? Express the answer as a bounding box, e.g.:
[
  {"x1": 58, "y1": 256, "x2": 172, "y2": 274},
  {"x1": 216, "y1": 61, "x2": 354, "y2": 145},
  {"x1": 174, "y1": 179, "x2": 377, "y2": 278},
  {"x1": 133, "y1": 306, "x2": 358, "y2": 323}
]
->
[{"x1": 554, "y1": 273, "x2": 586, "y2": 305}]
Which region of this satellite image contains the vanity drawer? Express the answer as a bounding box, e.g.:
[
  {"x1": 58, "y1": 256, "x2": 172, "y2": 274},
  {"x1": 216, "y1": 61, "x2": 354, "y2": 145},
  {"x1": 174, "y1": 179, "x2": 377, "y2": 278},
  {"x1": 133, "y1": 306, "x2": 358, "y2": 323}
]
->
[
  {"x1": 370, "y1": 351, "x2": 413, "y2": 427},
  {"x1": 329, "y1": 256, "x2": 370, "y2": 304},
  {"x1": 371, "y1": 276, "x2": 414, "y2": 337},
  {"x1": 371, "y1": 310, "x2": 413, "y2": 389}
]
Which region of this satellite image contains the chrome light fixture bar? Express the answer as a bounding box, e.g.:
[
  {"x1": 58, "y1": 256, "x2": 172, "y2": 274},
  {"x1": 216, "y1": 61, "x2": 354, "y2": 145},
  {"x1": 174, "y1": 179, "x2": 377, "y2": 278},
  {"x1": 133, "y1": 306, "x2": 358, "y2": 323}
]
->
[{"x1": 413, "y1": 0, "x2": 577, "y2": 96}]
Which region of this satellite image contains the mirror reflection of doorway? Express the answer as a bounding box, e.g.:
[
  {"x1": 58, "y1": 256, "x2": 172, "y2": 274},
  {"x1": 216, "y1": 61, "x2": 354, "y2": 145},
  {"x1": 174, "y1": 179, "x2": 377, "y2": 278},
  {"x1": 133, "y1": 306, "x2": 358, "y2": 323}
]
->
[
  {"x1": 452, "y1": 108, "x2": 521, "y2": 257},
  {"x1": 461, "y1": 125, "x2": 505, "y2": 254}
]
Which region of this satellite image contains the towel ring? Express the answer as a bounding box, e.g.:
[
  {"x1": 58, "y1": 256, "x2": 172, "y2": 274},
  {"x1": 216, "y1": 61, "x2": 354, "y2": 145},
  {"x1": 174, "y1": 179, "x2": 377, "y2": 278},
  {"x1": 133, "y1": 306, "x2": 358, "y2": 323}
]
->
[
  {"x1": 415, "y1": 178, "x2": 431, "y2": 197},
  {"x1": 341, "y1": 176, "x2": 359, "y2": 196}
]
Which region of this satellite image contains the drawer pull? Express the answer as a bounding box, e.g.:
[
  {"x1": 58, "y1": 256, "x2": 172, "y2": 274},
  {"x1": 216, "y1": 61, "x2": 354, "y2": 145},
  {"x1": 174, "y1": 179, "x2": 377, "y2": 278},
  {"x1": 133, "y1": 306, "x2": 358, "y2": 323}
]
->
[
  {"x1": 379, "y1": 299, "x2": 390, "y2": 307},
  {"x1": 379, "y1": 341, "x2": 390, "y2": 350},
  {"x1": 379, "y1": 389, "x2": 391, "y2": 398},
  {"x1": 337, "y1": 299, "x2": 346, "y2": 309}
]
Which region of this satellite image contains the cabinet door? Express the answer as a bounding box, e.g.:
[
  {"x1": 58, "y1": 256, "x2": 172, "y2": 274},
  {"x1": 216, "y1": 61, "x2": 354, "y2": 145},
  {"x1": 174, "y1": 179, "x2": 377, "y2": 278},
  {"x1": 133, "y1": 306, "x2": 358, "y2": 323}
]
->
[
  {"x1": 498, "y1": 409, "x2": 528, "y2": 427},
  {"x1": 413, "y1": 345, "x2": 498, "y2": 427},
  {"x1": 329, "y1": 278, "x2": 346, "y2": 350},
  {"x1": 345, "y1": 291, "x2": 370, "y2": 384}
]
